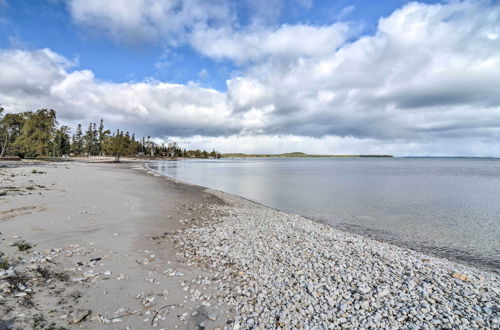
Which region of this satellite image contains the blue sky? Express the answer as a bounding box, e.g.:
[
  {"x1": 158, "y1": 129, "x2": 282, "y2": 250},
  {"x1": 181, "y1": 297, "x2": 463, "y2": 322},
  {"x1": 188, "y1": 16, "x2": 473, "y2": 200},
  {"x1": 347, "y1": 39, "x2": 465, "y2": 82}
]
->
[{"x1": 0, "y1": 0, "x2": 499, "y2": 156}]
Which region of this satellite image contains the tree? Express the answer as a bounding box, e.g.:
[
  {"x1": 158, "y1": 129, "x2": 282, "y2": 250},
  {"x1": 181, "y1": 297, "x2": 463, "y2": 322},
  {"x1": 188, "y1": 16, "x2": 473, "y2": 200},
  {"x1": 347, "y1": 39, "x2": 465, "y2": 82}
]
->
[
  {"x1": 102, "y1": 130, "x2": 137, "y2": 162},
  {"x1": 53, "y1": 126, "x2": 71, "y2": 157},
  {"x1": 97, "y1": 119, "x2": 107, "y2": 155},
  {"x1": 13, "y1": 109, "x2": 57, "y2": 158},
  {"x1": 0, "y1": 109, "x2": 26, "y2": 157},
  {"x1": 83, "y1": 122, "x2": 99, "y2": 156},
  {"x1": 145, "y1": 136, "x2": 155, "y2": 157},
  {"x1": 71, "y1": 124, "x2": 84, "y2": 155}
]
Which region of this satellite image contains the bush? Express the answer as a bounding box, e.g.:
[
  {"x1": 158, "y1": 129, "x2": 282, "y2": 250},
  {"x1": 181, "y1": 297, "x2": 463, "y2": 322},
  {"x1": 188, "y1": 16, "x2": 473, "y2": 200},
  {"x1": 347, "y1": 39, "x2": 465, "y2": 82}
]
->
[{"x1": 14, "y1": 240, "x2": 32, "y2": 252}]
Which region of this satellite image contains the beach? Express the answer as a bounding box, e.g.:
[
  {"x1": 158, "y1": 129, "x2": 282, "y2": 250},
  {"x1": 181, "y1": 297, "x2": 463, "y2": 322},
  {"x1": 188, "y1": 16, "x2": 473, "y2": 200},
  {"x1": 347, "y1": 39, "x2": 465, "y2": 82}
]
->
[
  {"x1": 0, "y1": 160, "x2": 231, "y2": 329},
  {"x1": 0, "y1": 160, "x2": 499, "y2": 329}
]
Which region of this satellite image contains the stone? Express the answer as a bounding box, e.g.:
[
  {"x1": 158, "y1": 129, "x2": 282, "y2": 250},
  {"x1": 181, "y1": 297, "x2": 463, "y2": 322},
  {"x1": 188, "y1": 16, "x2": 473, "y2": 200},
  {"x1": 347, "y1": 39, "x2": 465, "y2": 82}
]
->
[
  {"x1": 73, "y1": 309, "x2": 91, "y2": 324},
  {"x1": 451, "y1": 272, "x2": 469, "y2": 281},
  {"x1": 357, "y1": 285, "x2": 372, "y2": 295}
]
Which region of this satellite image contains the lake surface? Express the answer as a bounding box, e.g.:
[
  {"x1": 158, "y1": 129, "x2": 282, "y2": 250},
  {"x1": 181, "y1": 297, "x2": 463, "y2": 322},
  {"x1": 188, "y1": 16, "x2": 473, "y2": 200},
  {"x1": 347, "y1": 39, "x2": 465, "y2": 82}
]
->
[{"x1": 149, "y1": 158, "x2": 500, "y2": 272}]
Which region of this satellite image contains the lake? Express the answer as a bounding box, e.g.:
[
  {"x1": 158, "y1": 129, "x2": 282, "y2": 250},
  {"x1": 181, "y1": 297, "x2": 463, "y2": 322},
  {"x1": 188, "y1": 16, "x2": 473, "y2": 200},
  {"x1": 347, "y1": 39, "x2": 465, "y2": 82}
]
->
[{"x1": 149, "y1": 157, "x2": 500, "y2": 272}]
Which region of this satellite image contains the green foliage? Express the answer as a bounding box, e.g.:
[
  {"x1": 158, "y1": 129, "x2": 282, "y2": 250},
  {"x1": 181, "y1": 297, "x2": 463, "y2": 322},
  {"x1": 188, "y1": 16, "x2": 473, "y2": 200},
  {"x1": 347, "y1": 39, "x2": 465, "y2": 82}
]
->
[
  {"x1": 0, "y1": 109, "x2": 26, "y2": 157},
  {"x1": 53, "y1": 126, "x2": 71, "y2": 157},
  {"x1": 0, "y1": 107, "x2": 221, "y2": 159},
  {"x1": 0, "y1": 258, "x2": 9, "y2": 270},
  {"x1": 13, "y1": 109, "x2": 58, "y2": 158},
  {"x1": 83, "y1": 122, "x2": 98, "y2": 156},
  {"x1": 102, "y1": 130, "x2": 139, "y2": 162},
  {"x1": 71, "y1": 124, "x2": 84, "y2": 155},
  {"x1": 14, "y1": 240, "x2": 32, "y2": 252}
]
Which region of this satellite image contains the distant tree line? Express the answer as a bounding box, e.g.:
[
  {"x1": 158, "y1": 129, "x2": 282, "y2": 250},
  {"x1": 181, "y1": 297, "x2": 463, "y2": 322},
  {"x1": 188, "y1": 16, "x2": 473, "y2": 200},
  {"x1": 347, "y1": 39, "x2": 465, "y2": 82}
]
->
[{"x1": 0, "y1": 108, "x2": 221, "y2": 162}]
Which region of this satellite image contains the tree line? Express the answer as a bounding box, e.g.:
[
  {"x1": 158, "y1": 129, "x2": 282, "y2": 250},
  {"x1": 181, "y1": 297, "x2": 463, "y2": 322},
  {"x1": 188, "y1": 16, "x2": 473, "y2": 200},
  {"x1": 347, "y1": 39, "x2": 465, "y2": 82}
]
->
[{"x1": 0, "y1": 108, "x2": 221, "y2": 162}]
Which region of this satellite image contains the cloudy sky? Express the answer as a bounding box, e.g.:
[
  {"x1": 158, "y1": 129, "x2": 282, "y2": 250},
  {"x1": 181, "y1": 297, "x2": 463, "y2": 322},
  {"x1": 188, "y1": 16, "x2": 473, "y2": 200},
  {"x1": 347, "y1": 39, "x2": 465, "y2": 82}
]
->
[{"x1": 0, "y1": 0, "x2": 499, "y2": 156}]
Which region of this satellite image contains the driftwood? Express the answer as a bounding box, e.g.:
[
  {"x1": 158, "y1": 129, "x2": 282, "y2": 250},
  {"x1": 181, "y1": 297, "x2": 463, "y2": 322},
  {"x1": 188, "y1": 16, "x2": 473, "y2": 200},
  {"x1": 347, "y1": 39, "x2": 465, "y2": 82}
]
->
[
  {"x1": 151, "y1": 304, "x2": 180, "y2": 325},
  {"x1": 108, "y1": 304, "x2": 158, "y2": 321}
]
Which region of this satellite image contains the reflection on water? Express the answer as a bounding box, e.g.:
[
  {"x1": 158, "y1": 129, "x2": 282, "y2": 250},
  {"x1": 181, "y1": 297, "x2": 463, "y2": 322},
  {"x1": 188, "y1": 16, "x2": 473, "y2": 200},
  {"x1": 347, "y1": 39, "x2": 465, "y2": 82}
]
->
[{"x1": 150, "y1": 158, "x2": 500, "y2": 272}]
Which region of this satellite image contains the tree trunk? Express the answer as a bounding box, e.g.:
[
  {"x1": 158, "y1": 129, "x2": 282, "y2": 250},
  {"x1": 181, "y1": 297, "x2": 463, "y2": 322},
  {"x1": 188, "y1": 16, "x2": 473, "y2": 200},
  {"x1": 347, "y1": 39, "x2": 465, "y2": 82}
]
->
[{"x1": 0, "y1": 132, "x2": 8, "y2": 157}]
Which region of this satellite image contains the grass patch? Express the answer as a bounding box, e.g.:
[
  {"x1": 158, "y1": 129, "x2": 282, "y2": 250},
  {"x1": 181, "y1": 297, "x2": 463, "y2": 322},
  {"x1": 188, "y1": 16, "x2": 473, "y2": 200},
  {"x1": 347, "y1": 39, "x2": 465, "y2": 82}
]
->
[
  {"x1": 34, "y1": 266, "x2": 70, "y2": 282},
  {"x1": 0, "y1": 191, "x2": 6, "y2": 196},
  {"x1": 13, "y1": 240, "x2": 32, "y2": 252},
  {"x1": 0, "y1": 259, "x2": 9, "y2": 270}
]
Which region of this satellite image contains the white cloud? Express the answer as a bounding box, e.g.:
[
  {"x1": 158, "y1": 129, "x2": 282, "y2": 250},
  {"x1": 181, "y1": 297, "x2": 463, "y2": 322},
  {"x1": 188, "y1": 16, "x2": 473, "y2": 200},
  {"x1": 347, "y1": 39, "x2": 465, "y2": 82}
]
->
[
  {"x1": 221, "y1": 0, "x2": 500, "y2": 141},
  {"x1": 0, "y1": 48, "x2": 239, "y2": 137},
  {"x1": 190, "y1": 23, "x2": 350, "y2": 64},
  {"x1": 66, "y1": 0, "x2": 348, "y2": 64},
  {"x1": 66, "y1": 0, "x2": 233, "y2": 45},
  {"x1": 2, "y1": 1, "x2": 500, "y2": 156},
  {"x1": 168, "y1": 134, "x2": 500, "y2": 157}
]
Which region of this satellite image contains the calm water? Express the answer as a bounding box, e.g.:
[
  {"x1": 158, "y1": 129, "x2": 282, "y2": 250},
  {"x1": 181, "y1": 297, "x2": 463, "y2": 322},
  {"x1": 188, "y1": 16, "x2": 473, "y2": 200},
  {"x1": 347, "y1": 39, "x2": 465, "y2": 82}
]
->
[{"x1": 149, "y1": 158, "x2": 500, "y2": 271}]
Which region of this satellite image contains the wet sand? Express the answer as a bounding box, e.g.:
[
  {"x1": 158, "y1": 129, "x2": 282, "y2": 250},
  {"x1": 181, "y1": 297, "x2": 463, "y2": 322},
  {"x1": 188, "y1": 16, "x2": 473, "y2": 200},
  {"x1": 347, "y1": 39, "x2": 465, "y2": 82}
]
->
[{"x1": 0, "y1": 160, "x2": 231, "y2": 329}]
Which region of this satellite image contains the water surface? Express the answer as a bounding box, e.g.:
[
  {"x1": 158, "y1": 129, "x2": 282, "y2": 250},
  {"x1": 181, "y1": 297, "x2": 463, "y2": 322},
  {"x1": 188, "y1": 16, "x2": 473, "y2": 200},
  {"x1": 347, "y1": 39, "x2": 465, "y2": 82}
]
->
[{"x1": 150, "y1": 158, "x2": 500, "y2": 271}]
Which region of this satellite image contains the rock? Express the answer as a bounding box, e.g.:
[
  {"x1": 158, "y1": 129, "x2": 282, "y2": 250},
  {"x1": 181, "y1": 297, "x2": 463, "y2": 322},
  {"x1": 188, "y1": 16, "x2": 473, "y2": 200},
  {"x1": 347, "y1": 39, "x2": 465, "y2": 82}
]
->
[
  {"x1": 357, "y1": 285, "x2": 372, "y2": 295},
  {"x1": 377, "y1": 289, "x2": 390, "y2": 298},
  {"x1": 360, "y1": 301, "x2": 370, "y2": 310},
  {"x1": 451, "y1": 272, "x2": 469, "y2": 281},
  {"x1": 73, "y1": 309, "x2": 91, "y2": 324},
  {"x1": 170, "y1": 189, "x2": 500, "y2": 328}
]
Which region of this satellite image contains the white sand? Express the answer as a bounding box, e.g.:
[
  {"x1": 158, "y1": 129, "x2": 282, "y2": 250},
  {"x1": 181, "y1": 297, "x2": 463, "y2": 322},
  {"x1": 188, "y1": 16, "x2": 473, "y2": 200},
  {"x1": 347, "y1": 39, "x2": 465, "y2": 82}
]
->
[{"x1": 0, "y1": 160, "x2": 230, "y2": 329}]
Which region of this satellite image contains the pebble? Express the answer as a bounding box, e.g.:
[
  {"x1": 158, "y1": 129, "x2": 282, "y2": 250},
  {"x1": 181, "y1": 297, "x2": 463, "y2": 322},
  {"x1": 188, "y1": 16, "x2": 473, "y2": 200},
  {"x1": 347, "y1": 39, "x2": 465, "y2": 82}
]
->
[
  {"x1": 73, "y1": 309, "x2": 91, "y2": 324},
  {"x1": 173, "y1": 191, "x2": 500, "y2": 328}
]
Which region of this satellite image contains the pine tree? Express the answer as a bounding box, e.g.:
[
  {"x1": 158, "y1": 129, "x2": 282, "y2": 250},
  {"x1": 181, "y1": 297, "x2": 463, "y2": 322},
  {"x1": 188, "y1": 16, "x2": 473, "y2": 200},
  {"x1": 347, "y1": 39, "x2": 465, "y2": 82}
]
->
[
  {"x1": 71, "y1": 124, "x2": 84, "y2": 155},
  {"x1": 53, "y1": 126, "x2": 71, "y2": 157}
]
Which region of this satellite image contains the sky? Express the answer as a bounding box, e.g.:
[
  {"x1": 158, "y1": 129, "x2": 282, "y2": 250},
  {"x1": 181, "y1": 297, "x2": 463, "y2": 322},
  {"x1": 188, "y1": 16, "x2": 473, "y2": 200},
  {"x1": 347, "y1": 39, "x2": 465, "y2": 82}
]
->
[{"x1": 0, "y1": 0, "x2": 499, "y2": 156}]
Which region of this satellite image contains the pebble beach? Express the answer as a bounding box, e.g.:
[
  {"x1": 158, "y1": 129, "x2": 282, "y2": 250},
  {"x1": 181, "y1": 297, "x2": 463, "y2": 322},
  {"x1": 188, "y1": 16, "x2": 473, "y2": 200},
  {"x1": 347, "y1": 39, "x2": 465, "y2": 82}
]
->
[{"x1": 175, "y1": 190, "x2": 500, "y2": 329}]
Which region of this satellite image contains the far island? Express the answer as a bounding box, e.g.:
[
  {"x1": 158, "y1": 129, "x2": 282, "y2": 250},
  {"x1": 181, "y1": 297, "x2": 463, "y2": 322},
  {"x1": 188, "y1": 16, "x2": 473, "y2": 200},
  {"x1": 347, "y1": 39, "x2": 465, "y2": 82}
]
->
[{"x1": 222, "y1": 152, "x2": 393, "y2": 158}]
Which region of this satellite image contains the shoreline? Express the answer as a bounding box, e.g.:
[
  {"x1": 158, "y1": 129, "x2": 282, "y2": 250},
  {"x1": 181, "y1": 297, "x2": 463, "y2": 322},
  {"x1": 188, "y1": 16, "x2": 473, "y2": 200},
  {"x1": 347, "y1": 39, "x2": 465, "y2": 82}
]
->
[
  {"x1": 146, "y1": 163, "x2": 498, "y2": 274},
  {"x1": 0, "y1": 160, "x2": 498, "y2": 328},
  {"x1": 173, "y1": 185, "x2": 499, "y2": 328},
  {"x1": 147, "y1": 162, "x2": 499, "y2": 327}
]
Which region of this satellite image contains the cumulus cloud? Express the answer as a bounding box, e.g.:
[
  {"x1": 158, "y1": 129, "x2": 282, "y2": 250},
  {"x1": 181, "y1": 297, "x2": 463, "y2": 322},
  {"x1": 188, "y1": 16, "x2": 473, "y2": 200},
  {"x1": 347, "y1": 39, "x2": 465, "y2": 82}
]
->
[
  {"x1": 66, "y1": 0, "x2": 233, "y2": 45},
  {"x1": 223, "y1": 0, "x2": 500, "y2": 141},
  {"x1": 65, "y1": 0, "x2": 346, "y2": 63},
  {"x1": 0, "y1": 48, "x2": 240, "y2": 137},
  {"x1": 1, "y1": 0, "x2": 500, "y2": 156},
  {"x1": 190, "y1": 23, "x2": 350, "y2": 64}
]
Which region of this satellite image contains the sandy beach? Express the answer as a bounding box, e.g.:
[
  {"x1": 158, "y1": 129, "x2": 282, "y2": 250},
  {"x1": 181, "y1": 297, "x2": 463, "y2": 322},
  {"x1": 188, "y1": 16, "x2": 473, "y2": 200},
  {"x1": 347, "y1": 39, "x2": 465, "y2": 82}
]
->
[
  {"x1": 0, "y1": 160, "x2": 232, "y2": 329},
  {"x1": 1, "y1": 160, "x2": 499, "y2": 329}
]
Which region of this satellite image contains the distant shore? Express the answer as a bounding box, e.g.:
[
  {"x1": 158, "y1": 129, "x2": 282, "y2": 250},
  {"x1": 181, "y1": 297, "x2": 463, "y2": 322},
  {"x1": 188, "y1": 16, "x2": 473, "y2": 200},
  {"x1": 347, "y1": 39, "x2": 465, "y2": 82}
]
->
[
  {"x1": 0, "y1": 159, "x2": 498, "y2": 328},
  {"x1": 221, "y1": 152, "x2": 394, "y2": 158}
]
